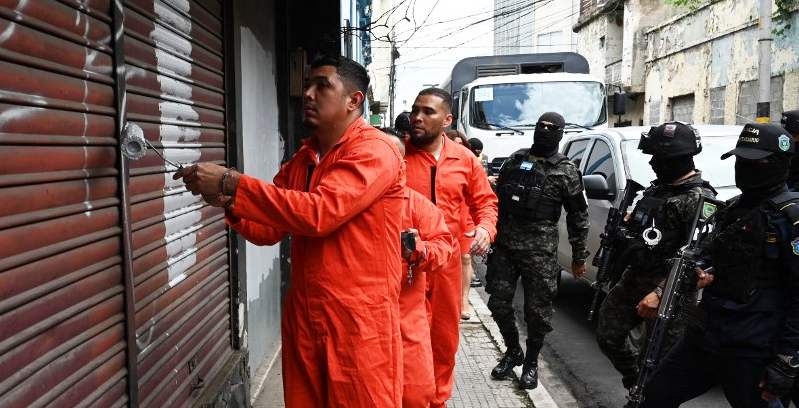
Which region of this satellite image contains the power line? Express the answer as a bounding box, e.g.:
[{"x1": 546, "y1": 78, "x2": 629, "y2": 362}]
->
[
  {"x1": 372, "y1": 0, "x2": 553, "y2": 72},
  {"x1": 390, "y1": 0, "x2": 528, "y2": 38},
  {"x1": 396, "y1": 0, "x2": 442, "y2": 45}
]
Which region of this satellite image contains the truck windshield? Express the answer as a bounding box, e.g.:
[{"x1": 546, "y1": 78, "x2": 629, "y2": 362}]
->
[{"x1": 470, "y1": 81, "x2": 606, "y2": 129}]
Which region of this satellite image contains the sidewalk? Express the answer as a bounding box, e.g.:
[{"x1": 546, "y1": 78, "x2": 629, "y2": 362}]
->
[{"x1": 253, "y1": 291, "x2": 543, "y2": 407}]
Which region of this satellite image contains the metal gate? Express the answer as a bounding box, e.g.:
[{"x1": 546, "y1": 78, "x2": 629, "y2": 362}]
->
[{"x1": 0, "y1": 0, "x2": 233, "y2": 407}]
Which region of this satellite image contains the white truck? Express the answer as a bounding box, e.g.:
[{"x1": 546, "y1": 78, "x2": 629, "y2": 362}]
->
[{"x1": 440, "y1": 53, "x2": 608, "y2": 173}]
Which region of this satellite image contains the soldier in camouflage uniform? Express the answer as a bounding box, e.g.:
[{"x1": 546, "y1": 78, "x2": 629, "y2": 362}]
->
[
  {"x1": 595, "y1": 122, "x2": 716, "y2": 399},
  {"x1": 486, "y1": 112, "x2": 589, "y2": 389}
]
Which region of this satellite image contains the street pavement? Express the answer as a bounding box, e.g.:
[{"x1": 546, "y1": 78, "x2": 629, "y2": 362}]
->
[{"x1": 473, "y1": 260, "x2": 728, "y2": 408}]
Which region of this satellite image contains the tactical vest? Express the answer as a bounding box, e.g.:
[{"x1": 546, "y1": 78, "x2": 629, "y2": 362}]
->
[
  {"x1": 496, "y1": 150, "x2": 564, "y2": 222},
  {"x1": 624, "y1": 180, "x2": 714, "y2": 264},
  {"x1": 706, "y1": 191, "x2": 799, "y2": 303}
]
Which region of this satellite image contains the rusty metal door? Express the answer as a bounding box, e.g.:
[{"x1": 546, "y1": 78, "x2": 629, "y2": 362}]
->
[
  {"x1": 0, "y1": 0, "x2": 233, "y2": 407},
  {"x1": 122, "y1": 0, "x2": 232, "y2": 406}
]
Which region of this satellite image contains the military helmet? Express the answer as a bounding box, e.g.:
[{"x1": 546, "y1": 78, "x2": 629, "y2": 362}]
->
[{"x1": 638, "y1": 121, "x2": 702, "y2": 157}]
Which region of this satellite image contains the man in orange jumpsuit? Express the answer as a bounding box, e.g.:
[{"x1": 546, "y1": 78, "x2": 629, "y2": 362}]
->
[
  {"x1": 385, "y1": 133, "x2": 455, "y2": 407},
  {"x1": 176, "y1": 56, "x2": 405, "y2": 407},
  {"x1": 404, "y1": 88, "x2": 499, "y2": 407}
]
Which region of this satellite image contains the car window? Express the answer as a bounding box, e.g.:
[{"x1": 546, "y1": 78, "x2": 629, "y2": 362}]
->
[
  {"x1": 564, "y1": 139, "x2": 590, "y2": 169},
  {"x1": 585, "y1": 140, "x2": 617, "y2": 192},
  {"x1": 623, "y1": 135, "x2": 737, "y2": 187}
]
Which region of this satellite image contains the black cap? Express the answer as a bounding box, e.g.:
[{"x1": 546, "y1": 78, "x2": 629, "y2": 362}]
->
[
  {"x1": 467, "y1": 138, "x2": 483, "y2": 149},
  {"x1": 394, "y1": 111, "x2": 411, "y2": 134},
  {"x1": 721, "y1": 123, "x2": 794, "y2": 160},
  {"x1": 782, "y1": 110, "x2": 799, "y2": 135},
  {"x1": 638, "y1": 122, "x2": 702, "y2": 157}
]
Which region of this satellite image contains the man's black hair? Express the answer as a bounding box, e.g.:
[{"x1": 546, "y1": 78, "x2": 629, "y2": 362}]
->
[
  {"x1": 379, "y1": 127, "x2": 402, "y2": 138},
  {"x1": 310, "y1": 55, "x2": 369, "y2": 111},
  {"x1": 418, "y1": 87, "x2": 452, "y2": 113}
]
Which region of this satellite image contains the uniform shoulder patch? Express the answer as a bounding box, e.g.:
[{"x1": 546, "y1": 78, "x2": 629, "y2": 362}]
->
[
  {"x1": 779, "y1": 135, "x2": 791, "y2": 152},
  {"x1": 702, "y1": 202, "x2": 717, "y2": 219},
  {"x1": 791, "y1": 237, "x2": 799, "y2": 256}
]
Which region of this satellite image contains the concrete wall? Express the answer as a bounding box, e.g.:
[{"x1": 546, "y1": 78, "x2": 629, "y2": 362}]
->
[
  {"x1": 233, "y1": 0, "x2": 284, "y2": 384},
  {"x1": 643, "y1": 0, "x2": 799, "y2": 125},
  {"x1": 367, "y1": 0, "x2": 394, "y2": 122},
  {"x1": 576, "y1": 17, "x2": 609, "y2": 79}
]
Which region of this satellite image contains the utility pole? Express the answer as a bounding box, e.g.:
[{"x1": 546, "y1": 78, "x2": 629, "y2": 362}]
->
[
  {"x1": 389, "y1": 38, "x2": 399, "y2": 123},
  {"x1": 756, "y1": 0, "x2": 773, "y2": 123}
]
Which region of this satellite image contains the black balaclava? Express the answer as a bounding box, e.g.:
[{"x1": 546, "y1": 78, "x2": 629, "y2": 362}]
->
[
  {"x1": 735, "y1": 155, "x2": 789, "y2": 204},
  {"x1": 531, "y1": 112, "x2": 565, "y2": 157},
  {"x1": 782, "y1": 111, "x2": 799, "y2": 187},
  {"x1": 787, "y1": 154, "x2": 799, "y2": 188},
  {"x1": 649, "y1": 155, "x2": 695, "y2": 183}
]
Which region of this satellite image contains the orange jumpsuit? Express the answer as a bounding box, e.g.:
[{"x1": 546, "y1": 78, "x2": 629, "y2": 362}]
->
[
  {"x1": 227, "y1": 118, "x2": 405, "y2": 407},
  {"x1": 400, "y1": 188, "x2": 454, "y2": 408},
  {"x1": 404, "y1": 136, "x2": 498, "y2": 406}
]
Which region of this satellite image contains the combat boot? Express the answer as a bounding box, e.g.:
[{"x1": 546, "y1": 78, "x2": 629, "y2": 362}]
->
[
  {"x1": 491, "y1": 347, "x2": 524, "y2": 379},
  {"x1": 519, "y1": 361, "x2": 538, "y2": 389}
]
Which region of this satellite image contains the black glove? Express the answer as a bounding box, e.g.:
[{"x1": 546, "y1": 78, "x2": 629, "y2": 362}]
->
[{"x1": 763, "y1": 355, "x2": 799, "y2": 396}]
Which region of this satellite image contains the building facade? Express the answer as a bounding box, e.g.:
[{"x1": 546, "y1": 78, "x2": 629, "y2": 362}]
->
[
  {"x1": 574, "y1": 0, "x2": 799, "y2": 127},
  {"x1": 494, "y1": 0, "x2": 580, "y2": 55}
]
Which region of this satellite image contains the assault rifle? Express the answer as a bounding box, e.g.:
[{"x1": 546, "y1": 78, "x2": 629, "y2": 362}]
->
[
  {"x1": 627, "y1": 196, "x2": 724, "y2": 407},
  {"x1": 587, "y1": 179, "x2": 645, "y2": 321}
]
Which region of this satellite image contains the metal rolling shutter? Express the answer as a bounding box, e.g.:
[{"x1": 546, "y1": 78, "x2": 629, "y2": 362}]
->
[
  {"x1": 0, "y1": 1, "x2": 129, "y2": 407},
  {"x1": 0, "y1": 0, "x2": 233, "y2": 407},
  {"x1": 121, "y1": 0, "x2": 232, "y2": 407}
]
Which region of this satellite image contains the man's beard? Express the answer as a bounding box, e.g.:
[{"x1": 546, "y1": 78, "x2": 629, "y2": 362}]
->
[{"x1": 410, "y1": 128, "x2": 439, "y2": 147}]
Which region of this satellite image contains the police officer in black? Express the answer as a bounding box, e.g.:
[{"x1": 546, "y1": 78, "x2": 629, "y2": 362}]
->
[
  {"x1": 640, "y1": 123, "x2": 799, "y2": 408},
  {"x1": 595, "y1": 122, "x2": 715, "y2": 396},
  {"x1": 784, "y1": 110, "x2": 799, "y2": 190}
]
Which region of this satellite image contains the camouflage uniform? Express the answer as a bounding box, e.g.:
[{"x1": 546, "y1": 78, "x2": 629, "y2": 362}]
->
[
  {"x1": 596, "y1": 172, "x2": 715, "y2": 389},
  {"x1": 486, "y1": 149, "x2": 589, "y2": 359}
]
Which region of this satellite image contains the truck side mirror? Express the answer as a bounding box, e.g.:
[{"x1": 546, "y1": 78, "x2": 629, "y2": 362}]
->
[
  {"x1": 614, "y1": 92, "x2": 627, "y2": 115},
  {"x1": 583, "y1": 174, "x2": 615, "y2": 201}
]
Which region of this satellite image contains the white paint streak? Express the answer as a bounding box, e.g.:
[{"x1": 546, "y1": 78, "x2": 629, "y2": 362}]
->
[
  {"x1": 0, "y1": 106, "x2": 33, "y2": 125},
  {"x1": 167, "y1": 251, "x2": 196, "y2": 287},
  {"x1": 163, "y1": 210, "x2": 202, "y2": 238},
  {"x1": 157, "y1": 74, "x2": 193, "y2": 100},
  {"x1": 0, "y1": 22, "x2": 15, "y2": 45},
  {"x1": 159, "y1": 124, "x2": 202, "y2": 143},
  {"x1": 150, "y1": 26, "x2": 192, "y2": 58},
  {"x1": 154, "y1": 49, "x2": 193, "y2": 77},
  {"x1": 154, "y1": 2, "x2": 192, "y2": 35},
  {"x1": 164, "y1": 229, "x2": 198, "y2": 258},
  {"x1": 158, "y1": 101, "x2": 200, "y2": 122},
  {"x1": 163, "y1": 147, "x2": 202, "y2": 165},
  {"x1": 165, "y1": 0, "x2": 191, "y2": 13}
]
